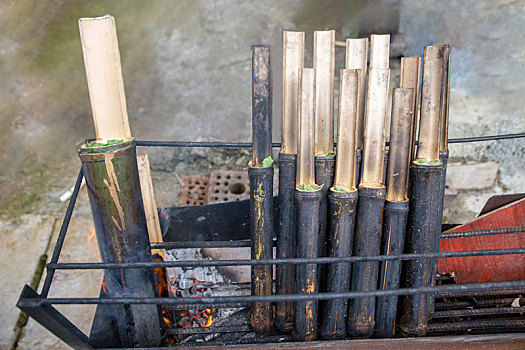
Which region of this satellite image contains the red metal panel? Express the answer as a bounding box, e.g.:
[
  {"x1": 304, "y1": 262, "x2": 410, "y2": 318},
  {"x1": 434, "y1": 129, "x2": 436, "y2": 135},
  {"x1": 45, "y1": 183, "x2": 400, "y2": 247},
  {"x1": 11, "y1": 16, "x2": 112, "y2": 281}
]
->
[{"x1": 439, "y1": 198, "x2": 525, "y2": 283}]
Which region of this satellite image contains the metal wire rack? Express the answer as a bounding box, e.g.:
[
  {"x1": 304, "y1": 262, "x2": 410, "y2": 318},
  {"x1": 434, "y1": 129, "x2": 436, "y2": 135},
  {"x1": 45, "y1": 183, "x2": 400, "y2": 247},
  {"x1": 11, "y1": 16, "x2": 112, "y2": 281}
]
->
[{"x1": 16, "y1": 132, "x2": 525, "y2": 349}]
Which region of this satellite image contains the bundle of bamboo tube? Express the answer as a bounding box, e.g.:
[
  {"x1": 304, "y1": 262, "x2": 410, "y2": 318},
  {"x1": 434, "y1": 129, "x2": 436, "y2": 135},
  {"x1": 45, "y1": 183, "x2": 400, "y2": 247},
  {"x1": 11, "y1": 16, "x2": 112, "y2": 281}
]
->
[{"x1": 276, "y1": 29, "x2": 450, "y2": 340}]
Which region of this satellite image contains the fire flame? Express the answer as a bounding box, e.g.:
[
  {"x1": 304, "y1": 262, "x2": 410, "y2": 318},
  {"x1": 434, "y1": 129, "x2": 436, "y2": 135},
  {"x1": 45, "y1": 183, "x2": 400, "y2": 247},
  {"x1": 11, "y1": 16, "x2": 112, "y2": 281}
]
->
[{"x1": 202, "y1": 308, "x2": 215, "y2": 327}]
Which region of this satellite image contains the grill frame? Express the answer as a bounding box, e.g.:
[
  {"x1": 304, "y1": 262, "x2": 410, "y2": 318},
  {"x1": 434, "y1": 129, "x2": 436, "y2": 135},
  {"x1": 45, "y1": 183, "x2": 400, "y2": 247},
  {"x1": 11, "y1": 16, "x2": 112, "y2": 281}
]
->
[{"x1": 16, "y1": 133, "x2": 525, "y2": 349}]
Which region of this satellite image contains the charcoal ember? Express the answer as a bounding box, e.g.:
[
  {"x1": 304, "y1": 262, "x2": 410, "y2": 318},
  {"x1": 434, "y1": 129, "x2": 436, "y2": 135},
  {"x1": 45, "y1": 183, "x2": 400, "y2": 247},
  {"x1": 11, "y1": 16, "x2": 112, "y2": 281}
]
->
[{"x1": 179, "y1": 278, "x2": 193, "y2": 290}]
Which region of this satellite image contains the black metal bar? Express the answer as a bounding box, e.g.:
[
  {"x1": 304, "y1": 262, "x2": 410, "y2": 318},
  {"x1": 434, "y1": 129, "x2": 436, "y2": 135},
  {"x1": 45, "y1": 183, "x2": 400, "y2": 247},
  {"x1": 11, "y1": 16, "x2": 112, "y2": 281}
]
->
[
  {"x1": 22, "y1": 280, "x2": 525, "y2": 306},
  {"x1": 17, "y1": 285, "x2": 92, "y2": 349},
  {"x1": 320, "y1": 189, "x2": 358, "y2": 340},
  {"x1": 275, "y1": 152, "x2": 297, "y2": 332},
  {"x1": 375, "y1": 200, "x2": 410, "y2": 338},
  {"x1": 78, "y1": 139, "x2": 162, "y2": 347},
  {"x1": 399, "y1": 162, "x2": 443, "y2": 337},
  {"x1": 47, "y1": 248, "x2": 525, "y2": 269},
  {"x1": 436, "y1": 286, "x2": 525, "y2": 298},
  {"x1": 348, "y1": 185, "x2": 386, "y2": 337},
  {"x1": 152, "y1": 240, "x2": 254, "y2": 249},
  {"x1": 41, "y1": 168, "x2": 84, "y2": 298},
  {"x1": 166, "y1": 325, "x2": 251, "y2": 335},
  {"x1": 248, "y1": 166, "x2": 274, "y2": 334},
  {"x1": 432, "y1": 307, "x2": 525, "y2": 319},
  {"x1": 294, "y1": 188, "x2": 323, "y2": 341},
  {"x1": 148, "y1": 226, "x2": 525, "y2": 249},
  {"x1": 133, "y1": 132, "x2": 525, "y2": 148},
  {"x1": 441, "y1": 226, "x2": 525, "y2": 239},
  {"x1": 435, "y1": 298, "x2": 522, "y2": 310},
  {"x1": 428, "y1": 319, "x2": 525, "y2": 332}
]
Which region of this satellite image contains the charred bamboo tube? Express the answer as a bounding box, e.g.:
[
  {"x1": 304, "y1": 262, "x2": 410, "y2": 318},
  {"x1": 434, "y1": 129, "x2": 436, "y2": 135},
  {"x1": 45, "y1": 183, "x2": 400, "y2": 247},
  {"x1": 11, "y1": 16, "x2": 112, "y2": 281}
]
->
[
  {"x1": 348, "y1": 34, "x2": 390, "y2": 338},
  {"x1": 276, "y1": 31, "x2": 304, "y2": 332},
  {"x1": 276, "y1": 152, "x2": 296, "y2": 332},
  {"x1": 374, "y1": 88, "x2": 414, "y2": 338},
  {"x1": 345, "y1": 38, "x2": 368, "y2": 150},
  {"x1": 320, "y1": 69, "x2": 359, "y2": 340},
  {"x1": 313, "y1": 30, "x2": 335, "y2": 297},
  {"x1": 79, "y1": 140, "x2": 162, "y2": 347},
  {"x1": 430, "y1": 44, "x2": 451, "y2": 315},
  {"x1": 400, "y1": 57, "x2": 421, "y2": 164},
  {"x1": 399, "y1": 45, "x2": 444, "y2": 336},
  {"x1": 293, "y1": 67, "x2": 321, "y2": 341},
  {"x1": 249, "y1": 45, "x2": 274, "y2": 335}
]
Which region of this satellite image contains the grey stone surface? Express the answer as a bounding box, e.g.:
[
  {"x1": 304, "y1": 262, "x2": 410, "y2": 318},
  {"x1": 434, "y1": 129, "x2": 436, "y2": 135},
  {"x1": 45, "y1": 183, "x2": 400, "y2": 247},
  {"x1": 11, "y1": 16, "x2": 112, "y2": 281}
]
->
[
  {"x1": 0, "y1": 215, "x2": 55, "y2": 350},
  {"x1": 17, "y1": 193, "x2": 102, "y2": 350},
  {"x1": 446, "y1": 162, "x2": 499, "y2": 191}
]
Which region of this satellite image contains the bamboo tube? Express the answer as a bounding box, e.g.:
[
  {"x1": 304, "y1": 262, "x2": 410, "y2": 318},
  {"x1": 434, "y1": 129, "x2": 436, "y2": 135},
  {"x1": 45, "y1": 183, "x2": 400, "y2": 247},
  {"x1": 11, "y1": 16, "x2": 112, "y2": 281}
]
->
[
  {"x1": 249, "y1": 45, "x2": 274, "y2": 335},
  {"x1": 386, "y1": 88, "x2": 415, "y2": 202},
  {"x1": 439, "y1": 44, "x2": 451, "y2": 151},
  {"x1": 417, "y1": 45, "x2": 444, "y2": 161},
  {"x1": 78, "y1": 15, "x2": 161, "y2": 347},
  {"x1": 282, "y1": 31, "x2": 305, "y2": 154},
  {"x1": 319, "y1": 69, "x2": 359, "y2": 340},
  {"x1": 297, "y1": 68, "x2": 316, "y2": 186},
  {"x1": 400, "y1": 57, "x2": 421, "y2": 162},
  {"x1": 345, "y1": 38, "x2": 368, "y2": 149},
  {"x1": 137, "y1": 154, "x2": 166, "y2": 260},
  {"x1": 334, "y1": 69, "x2": 359, "y2": 190},
  {"x1": 78, "y1": 15, "x2": 131, "y2": 140},
  {"x1": 360, "y1": 34, "x2": 390, "y2": 185},
  {"x1": 313, "y1": 30, "x2": 335, "y2": 156}
]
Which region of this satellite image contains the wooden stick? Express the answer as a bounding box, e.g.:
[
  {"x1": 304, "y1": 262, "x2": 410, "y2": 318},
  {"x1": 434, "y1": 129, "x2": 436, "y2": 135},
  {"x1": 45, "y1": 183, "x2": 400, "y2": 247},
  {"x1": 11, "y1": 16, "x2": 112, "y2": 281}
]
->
[
  {"x1": 417, "y1": 45, "x2": 444, "y2": 161},
  {"x1": 346, "y1": 38, "x2": 368, "y2": 149},
  {"x1": 400, "y1": 57, "x2": 421, "y2": 162},
  {"x1": 282, "y1": 31, "x2": 305, "y2": 154},
  {"x1": 361, "y1": 35, "x2": 390, "y2": 186},
  {"x1": 313, "y1": 30, "x2": 335, "y2": 156},
  {"x1": 137, "y1": 154, "x2": 166, "y2": 260},
  {"x1": 78, "y1": 15, "x2": 131, "y2": 140},
  {"x1": 439, "y1": 44, "x2": 451, "y2": 151},
  {"x1": 297, "y1": 68, "x2": 316, "y2": 186},
  {"x1": 334, "y1": 69, "x2": 359, "y2": 190}
]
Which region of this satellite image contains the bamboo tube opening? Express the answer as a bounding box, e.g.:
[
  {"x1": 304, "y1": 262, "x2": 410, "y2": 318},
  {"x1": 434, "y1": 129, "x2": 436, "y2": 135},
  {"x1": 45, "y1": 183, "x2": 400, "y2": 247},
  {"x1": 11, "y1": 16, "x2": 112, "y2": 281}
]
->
[
  {"x1": 439, "y1": 44, "x2": 451, "y2": 151},
  {"x1": 416, "y1": 45, "x2": 444, "y2": 162},
  {"x1": 78, "y1": 15, "x2": 131, "y2": 141},
  {"x1": 282, "y1": 31, "x2": 305, "y2": 154},
  {"x1": 313, "y1": 30, "x2": 335, "y2": 156},
  {"x1": 345, "y1": 38, "x2": 368, "y2": 149},
  {"x1": 386, "y1": 88, "x2": 415, "y2": 202},
  {"x1": 400, "y1": 57, "x2": 421, "y2": 162},
  {"x1": 334, "y1": 69, "x2": 359, "y2": 191},
  {"x1": 297, "y1": 68, "x2": 316, "y2": 187}
]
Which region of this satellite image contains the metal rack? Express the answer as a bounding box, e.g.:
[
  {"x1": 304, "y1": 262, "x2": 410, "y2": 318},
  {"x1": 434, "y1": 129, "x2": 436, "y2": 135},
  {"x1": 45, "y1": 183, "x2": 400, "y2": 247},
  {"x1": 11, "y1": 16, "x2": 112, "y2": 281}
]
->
[{"x1": 17, "y1": 132, "x2": 525, "y2": 349}]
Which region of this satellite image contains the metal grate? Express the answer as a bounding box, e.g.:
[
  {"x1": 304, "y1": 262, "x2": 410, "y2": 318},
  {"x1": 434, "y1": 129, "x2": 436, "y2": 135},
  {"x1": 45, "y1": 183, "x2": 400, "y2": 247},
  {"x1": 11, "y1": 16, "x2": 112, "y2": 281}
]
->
[{"x1": 16, "y1": 132, "x2": 525, "y2": 349}]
